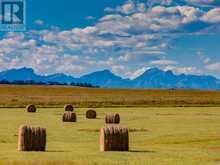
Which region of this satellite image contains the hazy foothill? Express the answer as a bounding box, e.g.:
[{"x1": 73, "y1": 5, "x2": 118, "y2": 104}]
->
[{"x1": 0, "y1": 67, "x2": 220, "y2": 90}]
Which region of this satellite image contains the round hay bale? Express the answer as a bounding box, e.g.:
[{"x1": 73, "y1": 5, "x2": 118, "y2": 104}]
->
[
  {"x1": 40, "y1": 128, "x2": 47, "y2": 151},
  {"x1": 34, "y1": 127, "x2": 41, "y2": 151},
  {"x1": 105, "y1": 113, "x2": 120, "y2": 124},
  {"x1": 113, "y1": 126, "x2": 120, "y2": 150},
  {"x1": 86, "y1": 110, "x2": 97, "y2": 119},
  {"x1": 105, "y1": 114, "x2": 112, "y2": 124},
  {"x1": 100, "y1": 127, "x2": 105, "y2": 151},
  {"x1": 114, "y1": 113, "x2": 120, "y2": 124},
  {"x1": 64, "y1": 104, "x2": 74, "y2": 112},
  {"x1": 18, "y1": 125, "x2": 28, "y2": 151},
  {"x1": 121, "y1": 127, "x2": 129, "y2": 151},
  {"x1": 26, "y1": 104, "x2": 37, "y2": 113},
  {"x1": 62, "y1": 112, "x2": 77, "y2": 122},
  {"x1": 18, "y1": 125, "x2": 46, "y2": 152},
  {"x1": 100, "y1": 126, "x2": 129, "y2": 152}
]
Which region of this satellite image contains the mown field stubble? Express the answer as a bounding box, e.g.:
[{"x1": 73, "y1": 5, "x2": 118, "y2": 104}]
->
[
  {"x1": 0, "y1": 85, "x2": 220, "y2": 165},
  {"x1": 0, "y1": 107, "x2": 220, "y2": 165}
]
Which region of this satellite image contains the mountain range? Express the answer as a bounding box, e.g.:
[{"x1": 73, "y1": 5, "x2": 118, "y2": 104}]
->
[{"x1": 0, "y1": 67, "x2": 220, "y2": 90}]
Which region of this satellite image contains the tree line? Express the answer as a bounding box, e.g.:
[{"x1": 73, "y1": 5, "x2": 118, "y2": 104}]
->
[{"x1": 0, "y1": 80, "x2": 99, "y2": 88}]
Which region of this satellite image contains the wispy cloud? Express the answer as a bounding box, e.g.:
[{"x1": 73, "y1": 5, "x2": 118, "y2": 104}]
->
[
  {"x1": 0, "y1": 0, "x2": 219, "y2": 78},
  {"x1": 150, "y1": 59, "x2": 177, "y2": 65},
  {"x1": 206, "y1": 62, "x2": 220, "y2": 71},
  {"x1": 34, "y1": 20, "x2": 45, "y2": 26},
  {"x1": 85, "y1": 16, "x2": 96, "y2": 20}
]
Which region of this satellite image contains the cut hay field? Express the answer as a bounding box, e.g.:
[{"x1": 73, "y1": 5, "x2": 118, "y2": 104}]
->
[
  {"x1": 0, "y1": 85, "x2": 220, "y2": 108},
  {"x1": 1, "y1": 107, "x2": 220, "y2": 165}
]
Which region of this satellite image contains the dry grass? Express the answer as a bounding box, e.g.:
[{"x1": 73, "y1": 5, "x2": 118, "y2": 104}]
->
[
  {"x1": 0, "y1": 85, "x2": 220, "y2": 108},
  {"x1": 78, "y1": 128, "x2": 149, "y2": 133}
]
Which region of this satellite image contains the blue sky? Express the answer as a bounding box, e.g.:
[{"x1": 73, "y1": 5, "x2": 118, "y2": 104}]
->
[{"x1": 0, "y1": 0, "x2": 220, "y2": 79}]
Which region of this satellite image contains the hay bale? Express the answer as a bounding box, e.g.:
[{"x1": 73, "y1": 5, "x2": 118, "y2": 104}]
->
[
  {"x1": 105, "y1": 113, "x2": 120, "y2": 124},
  {"x1": 64, "y1": 104, "x2": 74, "y2": 112},
  {"x1": 18, "y1": 125, "x2": 46, "y2": 152},
  {"x1": 86, "y1": 110, "x2": 97, "y2": 119},
  {"x1": 114, "y1": 114, "x2": 120, "y2": 123},
  {"x1": 62, "y1": 112, "x2": 77, "y2": 122},
  {"x1": 100, "y1": 126, "x2": 129, "y2": 152},
  {"x1": 26, "y1": 104, "x2": 37, "y2": 113}
]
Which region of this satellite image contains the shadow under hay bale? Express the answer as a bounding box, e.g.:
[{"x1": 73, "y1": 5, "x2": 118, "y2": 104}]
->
[
  {"x1": 63, "y1": 112, "x2": 77, "y2": 122},
  {"x1": 86, "y1": 110, "x2": 97, "y2": 119},
  {"x1": 105, "y1": 113, "x2": 120, "y2": 124},
  {"x1": 100, "y1": 126, "x2": 129, "y2": 152},
  {"x1": 26, "y1": 104, "x2": 37, "y2": 113},
  {"x1": 18, "y1": 125, "x2": 46, "y2": 152},
  {"x1": 64, "y1": 104, "x2": 74, "y2": 112}
]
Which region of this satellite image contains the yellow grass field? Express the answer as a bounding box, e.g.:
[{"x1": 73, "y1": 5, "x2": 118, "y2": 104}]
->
[{"x1": 0, "y1": 85, "x2": 220, "y2": 108}]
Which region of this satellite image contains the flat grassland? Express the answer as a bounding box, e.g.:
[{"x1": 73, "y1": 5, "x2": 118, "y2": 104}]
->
[
  {"x1": 1, "y1": 85, "x2": 220, "y2": 165},
  {"x1": 0, "y1": 85, "x2": 220, "y2": 107},
  {"x1": 0, "y1": 107, "x2": 220, "y2": 165}
]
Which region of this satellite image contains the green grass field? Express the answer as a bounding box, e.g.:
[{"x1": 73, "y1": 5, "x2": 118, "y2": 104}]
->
[{"x1": 1, "y1": 107, "x2": 220, "y2": 165}]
